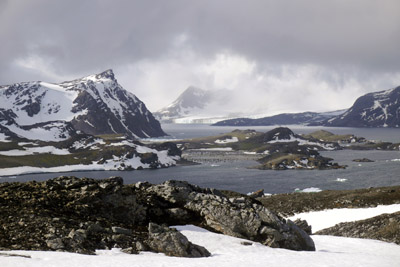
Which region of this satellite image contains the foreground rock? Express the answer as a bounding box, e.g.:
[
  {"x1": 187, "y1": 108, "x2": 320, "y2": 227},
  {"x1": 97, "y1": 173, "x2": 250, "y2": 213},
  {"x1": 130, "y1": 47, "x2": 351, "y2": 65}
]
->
[
  {"x1": 147, "y1": 180, "x2": 315, "y2": 251},
  {"x1": 148, "y1": 223, "x2": 210, "y2": 257},
  {"x1": 316, "y1": 212, "x2": 400, "y2": 244},
  {"x1": 0, "y1": 177, "x2": 315, "y2": 256}
]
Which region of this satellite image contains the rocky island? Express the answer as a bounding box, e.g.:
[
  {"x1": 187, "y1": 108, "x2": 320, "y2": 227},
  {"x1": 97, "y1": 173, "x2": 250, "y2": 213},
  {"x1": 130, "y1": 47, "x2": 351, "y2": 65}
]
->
[{"x1": 177, "y1": 127, "x2": 400, "y2": 170}]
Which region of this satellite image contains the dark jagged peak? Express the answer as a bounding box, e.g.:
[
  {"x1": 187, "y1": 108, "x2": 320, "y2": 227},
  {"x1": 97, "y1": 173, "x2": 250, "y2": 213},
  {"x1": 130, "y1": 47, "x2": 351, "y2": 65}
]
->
[{"x1": 95, "y1": 69, "x2": 115, "y2": 80}]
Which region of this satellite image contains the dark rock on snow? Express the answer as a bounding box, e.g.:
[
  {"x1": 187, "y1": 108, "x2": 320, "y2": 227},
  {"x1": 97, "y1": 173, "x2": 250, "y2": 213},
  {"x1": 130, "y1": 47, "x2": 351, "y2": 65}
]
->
[
  {"x1": 0, "y1": 176, "x2": 315, "y2": 257},
  {"x1": 147, "y1": 223, "x2": 210, "y2": 257}
]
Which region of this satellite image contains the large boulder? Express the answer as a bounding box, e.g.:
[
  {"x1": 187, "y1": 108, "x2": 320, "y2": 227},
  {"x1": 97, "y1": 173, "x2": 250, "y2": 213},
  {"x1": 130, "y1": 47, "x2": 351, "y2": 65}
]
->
[
  {"x1": 146, "y1": 180, "x2": 315, "y2": 251},
  {"x1": 147, "y1": 223, "x2": 210, "y2": 257}
]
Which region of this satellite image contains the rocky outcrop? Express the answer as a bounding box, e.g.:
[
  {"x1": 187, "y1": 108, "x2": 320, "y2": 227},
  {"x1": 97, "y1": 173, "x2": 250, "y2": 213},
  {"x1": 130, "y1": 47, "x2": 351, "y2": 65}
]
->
[
  {"x1": 146, "y1": 180, "x2": 315, "y2": 251},
  {"x1": 0, "y1": 177, "x2": 315, "y2": 256},
  {"x1": 316, "y1": 212, "x2": 400, "y2": 244},
  {"x1": 352, "y1": 158, "x2": 374, "y2": 162},
  {"x1": 147, "y1": 223, "x2": 210, "y2": 257},
  {"x1": 256, "y1": 152, "x2": 344, "y2": 170}
]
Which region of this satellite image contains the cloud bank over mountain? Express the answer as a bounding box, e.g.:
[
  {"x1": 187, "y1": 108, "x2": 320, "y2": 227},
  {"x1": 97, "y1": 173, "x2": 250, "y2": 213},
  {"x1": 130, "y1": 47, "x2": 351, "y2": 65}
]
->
[{"x1": 1, "y1": 0, "x2": 399, "y2": 114}]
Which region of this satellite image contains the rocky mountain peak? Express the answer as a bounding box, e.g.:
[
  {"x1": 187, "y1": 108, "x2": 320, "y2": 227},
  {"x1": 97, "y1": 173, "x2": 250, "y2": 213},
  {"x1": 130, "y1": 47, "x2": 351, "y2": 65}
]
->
[
  {"x1": 94, "y1": 69, "x2": 115, "y2": 80},
  {"x1": 0, "y1": 70, "x2": 166, "y2": 141}
]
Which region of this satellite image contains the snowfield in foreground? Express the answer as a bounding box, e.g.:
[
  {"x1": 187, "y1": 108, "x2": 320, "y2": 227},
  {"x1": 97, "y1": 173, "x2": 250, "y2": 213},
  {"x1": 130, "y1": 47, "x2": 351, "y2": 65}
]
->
[
  {"x1": 1, "y1": 227, "x2": 399, "y2": 267},
  {"x1": 288, "y1": 203, "x2": 400, "y2": 232},
  {"x1": 1, "y1": 205, "x2": 400, "y2": 267}
]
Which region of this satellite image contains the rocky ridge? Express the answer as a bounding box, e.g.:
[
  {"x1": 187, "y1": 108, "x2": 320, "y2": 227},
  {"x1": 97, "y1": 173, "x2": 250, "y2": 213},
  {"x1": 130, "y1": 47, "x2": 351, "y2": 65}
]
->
[
  {"x1": 0, "y1": 177, "x2": 315, "y2": 256},
  {"x1": 213, "y1": 111, "x2": 345, "y2": 127},
  {"x1": 324, "y1": 85, "x2": 400, "y2": 127}
]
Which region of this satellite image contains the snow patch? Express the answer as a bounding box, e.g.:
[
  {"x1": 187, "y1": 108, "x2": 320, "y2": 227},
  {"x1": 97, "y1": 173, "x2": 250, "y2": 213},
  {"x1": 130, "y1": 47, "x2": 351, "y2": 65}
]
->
[
  {"x1": 268, "y1": 136, "x2": 336, "y2": 150},
  {"x1": 196, "y1": 147, "x2": 233, "y2": 151},
  {"x1": 1, "y1": 224, "x2": 400, "y2": 267},
  {"x1": 288, "y1": 204, "x2": 400, "y2": 232},
  {"x1": 294, "y1": 187, "x2": 323, "y2": 193},
  {"x1": 0, "y1": 146, "x2": 70, "y2": 156},
  {"x1": 0, "y1": 132, "x2": 10, "y2": 142},
  {"x1": 214, "y1": 136, "x2": 238, "y2": 144}
]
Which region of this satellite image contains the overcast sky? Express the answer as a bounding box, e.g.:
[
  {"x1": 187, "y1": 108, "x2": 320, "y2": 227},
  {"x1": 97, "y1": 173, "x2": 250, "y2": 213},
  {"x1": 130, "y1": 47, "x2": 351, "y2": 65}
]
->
[{"x1": 1, "y1": 0, "x2": 400, "y2": 115}]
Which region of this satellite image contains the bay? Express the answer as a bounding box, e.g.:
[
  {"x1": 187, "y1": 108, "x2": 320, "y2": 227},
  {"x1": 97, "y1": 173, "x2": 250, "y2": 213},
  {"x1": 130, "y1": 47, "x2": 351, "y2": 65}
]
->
[{"x1": 1, "y1": 124, "x2": 400, "y2": 194}]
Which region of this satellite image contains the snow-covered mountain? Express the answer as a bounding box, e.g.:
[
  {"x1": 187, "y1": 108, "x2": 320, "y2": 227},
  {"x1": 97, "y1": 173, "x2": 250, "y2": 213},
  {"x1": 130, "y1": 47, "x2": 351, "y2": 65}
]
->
[
  {"x1": 325, "y1": 86, "x2": 400, "y2": 127},
  {"x1": 153, "y1": 86, "x2": 240, "y2": 123},
  {"x1": 154, "y1": 86, "x2": 211, "y2": 122},
  {"x1": 0, "y1": 69, "x2": 165, "y2": 141}
]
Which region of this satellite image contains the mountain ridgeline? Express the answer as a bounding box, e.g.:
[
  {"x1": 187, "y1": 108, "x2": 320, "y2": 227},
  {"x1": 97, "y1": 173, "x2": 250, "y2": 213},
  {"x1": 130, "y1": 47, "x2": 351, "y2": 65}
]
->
[
  {"x1": 214, "y1": 86, "x2": 400, "y2": 128},
  {"x1": 213, "y1": 111, "x2": 343, "y2": 127},
  {"x1": 0, "y1": 70, "x2": 165, "y2": 141},
  {"x1": 324, "y1": 86, "x2": 400, "y2": 127}
]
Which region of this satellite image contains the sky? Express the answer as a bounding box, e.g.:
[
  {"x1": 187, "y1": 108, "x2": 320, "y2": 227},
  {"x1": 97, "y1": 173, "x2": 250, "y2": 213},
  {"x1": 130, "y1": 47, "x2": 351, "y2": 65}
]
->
[{"x1": 1, "y1": 0, "x2": 400, "y2": 115}]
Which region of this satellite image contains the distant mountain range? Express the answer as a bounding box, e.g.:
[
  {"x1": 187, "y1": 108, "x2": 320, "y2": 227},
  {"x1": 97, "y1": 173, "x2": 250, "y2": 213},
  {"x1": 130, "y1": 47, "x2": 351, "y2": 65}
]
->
[
  {"x1": 214, "y1": 86, "x2": 400, "y2": 128},
  {"x1": 213, "y1": 110, "x2": 346, "y2": 126},
  {"x1": 0, "y1": 69, "x2": 165, "y2": 141},
  {"x1": 153, "y1": 86, "x2": 242, "y2": 123}
]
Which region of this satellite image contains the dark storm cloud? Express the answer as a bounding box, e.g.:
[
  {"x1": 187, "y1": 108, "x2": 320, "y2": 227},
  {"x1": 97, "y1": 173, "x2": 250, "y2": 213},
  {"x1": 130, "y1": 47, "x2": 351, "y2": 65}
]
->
[{"x1": 0, "y1": 0, "x2": 399, "y2": 112}]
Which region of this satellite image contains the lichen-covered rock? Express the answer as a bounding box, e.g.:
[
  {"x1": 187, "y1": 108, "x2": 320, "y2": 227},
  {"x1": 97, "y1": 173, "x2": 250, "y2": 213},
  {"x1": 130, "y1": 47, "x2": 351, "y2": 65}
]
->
[
  {"x1": 147, "y1": 180, "x2": 316, "y2": 251},
  {"x1": 147, "y1": 223, "x2": 210, "y2": 257},
  {"x1": 0, "y1": 176, "x2": 316, "y2": 256}
]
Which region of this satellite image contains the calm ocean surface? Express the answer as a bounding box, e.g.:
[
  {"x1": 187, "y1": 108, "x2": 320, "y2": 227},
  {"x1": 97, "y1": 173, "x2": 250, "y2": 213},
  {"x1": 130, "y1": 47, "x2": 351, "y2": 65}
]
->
[{"x1": 1, "y1": 124, "x2": 400, "y2": 194}]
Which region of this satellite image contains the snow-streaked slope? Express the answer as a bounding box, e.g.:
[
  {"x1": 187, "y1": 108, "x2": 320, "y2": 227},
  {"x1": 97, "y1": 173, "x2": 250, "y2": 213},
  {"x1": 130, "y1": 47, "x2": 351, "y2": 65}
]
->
[
  {"x1": 1, "y1": 224, "x2": 399, "y2": 267},
  {"x1": 325, "y1": 86, "x2": 400, "y2": 127},
  {"x1": 0, "y1": 82, "x2": 85, "y2": 125},
  {"x1": 0, "y1": 69, "x2": 165, "y2": 140}
]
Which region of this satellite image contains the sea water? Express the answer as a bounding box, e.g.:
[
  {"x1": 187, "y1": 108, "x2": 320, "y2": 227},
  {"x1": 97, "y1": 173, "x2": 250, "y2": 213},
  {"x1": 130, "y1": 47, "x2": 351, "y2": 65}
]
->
[{"x1": 1, "y1": 124, "x2": 400, "y2": 194}]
